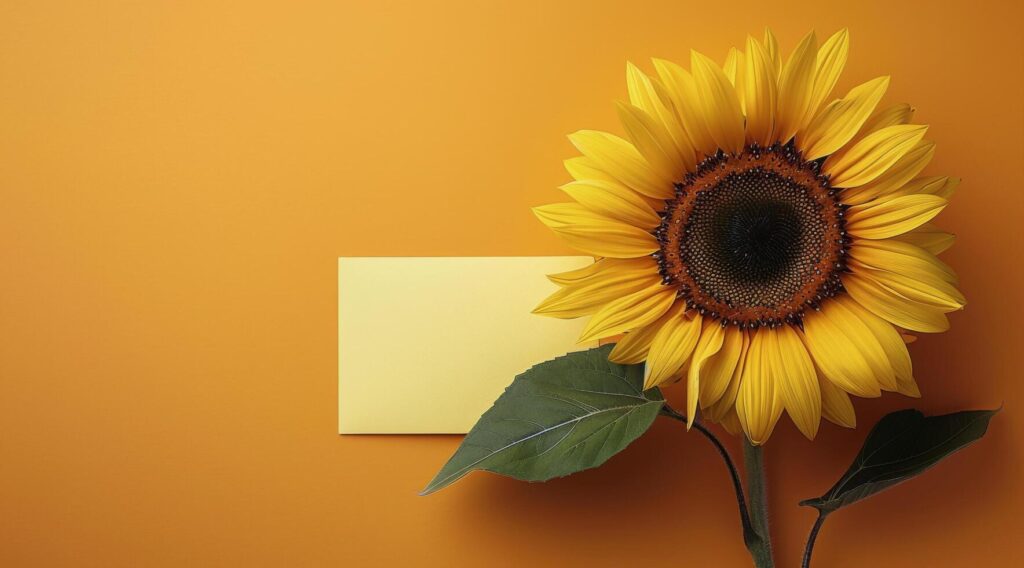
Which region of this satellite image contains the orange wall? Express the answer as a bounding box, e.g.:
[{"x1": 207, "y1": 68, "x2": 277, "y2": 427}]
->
[{"x1": 1, "y1": 1, "x2": 1021, "y2": 566}]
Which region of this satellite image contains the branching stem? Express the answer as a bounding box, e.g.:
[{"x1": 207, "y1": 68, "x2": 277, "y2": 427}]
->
[{"x1": 659, "y1": 405, "x2": 771, "y2": 566}]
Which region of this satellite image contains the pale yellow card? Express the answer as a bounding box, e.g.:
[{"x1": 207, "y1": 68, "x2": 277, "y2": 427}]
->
[{"x1": 338, "y1": 256, "x2": 595, "y2": 434}]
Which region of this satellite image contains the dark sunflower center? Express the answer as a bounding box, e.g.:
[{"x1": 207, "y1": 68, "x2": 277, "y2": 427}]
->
[
  {"x1": 654, "y1": 145, "x2": 847, "y2": 328},
  {"x1": 685, "y1": 169, "x2": 825, "y2": 307},
  {"x1": 716, "y1": 199, "x2": 800, "y2": 281}
]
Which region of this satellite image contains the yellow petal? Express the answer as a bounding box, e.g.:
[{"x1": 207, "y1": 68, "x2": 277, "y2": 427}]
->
[
  {"x1": 560, "y1": 179, "x2": 661, "y2": 229},
  {"x1": 533, "y1": 203, "x2": 660, "y2": 258},
  {"x1": 774, "y1": 326, "x2": 821, "y2": 439},
  {"x1": 818, "y1": 369, "x2": 856, "y2": 428},
  {"x1": 860, "y1": 103, "x2": 915, "y2": 134},
  {"x1": 847, "y1": 194, "x2": 948, "y2": 239},
  {"x1": 546, "y1": 259, "x2": 603, "y2": 287},
  {"x1": 842, "y1": 273, "x2": 950, "y2": 333},
  {"x1": 699, "y1": 326, "x2": 744, "y2": 409},
  {"x1": 801, "y1": 307, "x2": 882, "y2": 397},
  {"x1": 690, "y1": 50, "x2": 745, "y2": 155},
  {"x1": 568, "y1": 130, "x2": 672, "y2": 198},
  {"x1": 842, "y1": 141, "x2": 936, "y2": 205},
  {"x1": 730, "y1": 48, "x2": 747, "y2": 113},
  {"x1": 888, "y1": 175, "x2": 959, "y2": 200},
  {"x1": 825, "y1": 124, "x2": 929, "y2": 188},
  {"x1": 827, "y1": 103, "x2": 914, "y2": 167},
  {"x1": 616, "y1": 101, "x2": 687, "y2": 190},
  {"x1": 626, "y1": 62, "x2": 697, "y2": 172},
  {"x1": 775, "y1": 31, "x2": 818, "y2": 143},
  {"x1": 706, "y1": 330, "x2": 750, "y2": 422},
  {"x1": 763, "y1": 28, "x2": 782, "y2": 79},
  {"x1": 896, "y1": 375, "x2": 922, "y2": 398},
  {"x1": 923, "y1": 177, "x2": 959, "y2": 200},
  {"x1": 608, "y1": 316, "x2": 665, "y2": 364},
  {"x1": 798, "y1": 76, "x2": 889, "y2": 160},
  {"x1": 652, "y1": 58, "x2": 719, "y2": 156},
  {"x1": 741, "y1": 36, "x2": 778, "y2": 146},
  {"x1": 892, "y1": 223, "x2": 955, "y2": 255},
  {"x1": 533, "y1": 258, "x2": 661, "y2": 318},
  {"x1": 807, "y1": 29, "x2": 850, "y2": 121},
  {"x1": 645, "y1": 309, "x2": 703, "y2": 389},
  {"x1": 718, "y1": 408, "x2": 744, "y2": 436},
  {"x1": 838, "y1": 296, "x2": 913, "y2": 387},
  {"x1": 579, "y1": 284, "x2": 676, "y2": 342},
  {"x1": 849, "y1": 238, "x2": 958, "y2": 284},
  {"x1": 564, "y1": 156, "x2": 617, "y2": 184},
  {"x1": 686, "y1": 321, "x2": 725, "y2": 426},
  {"x1": 850, "y1": 259, "x2": 965, "y2": 310},
  {"x1": 736, "y1": 328, "x2": 783, "y2": 445},
  {"x1": 723, "y1": 47, "x2": 741, "y2": 85},
  {"x1": 825, "y1": 298, "x2": 898, "y2": 391}
]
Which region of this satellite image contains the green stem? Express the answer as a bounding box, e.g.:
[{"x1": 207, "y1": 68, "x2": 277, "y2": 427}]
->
[
  {"x1": 742, "y1": 439, "x2": 774, "y2": 568},
  {"x1": 801, "y1": 511, "x2": 828, "y2": 568},
  {"x1": 659, "y1": 406, "x2": 756, "y2": 547}
]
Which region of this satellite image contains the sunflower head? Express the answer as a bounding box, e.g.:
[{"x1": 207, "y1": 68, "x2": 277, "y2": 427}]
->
[{"x1": 533, "y1": 29, "x2": 965, "y2": 444}]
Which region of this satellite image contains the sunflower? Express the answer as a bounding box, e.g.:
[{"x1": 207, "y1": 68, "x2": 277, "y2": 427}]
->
[{"x1": 533, "y1": 29, "x2": 965, "y2": 444}]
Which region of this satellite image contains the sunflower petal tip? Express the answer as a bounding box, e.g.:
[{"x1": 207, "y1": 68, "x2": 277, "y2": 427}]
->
[
  {"x1": 566, "y1": 129, "x2": 594, "y2": 143},
  {"x1": 806, "y1": 423, "x2": 821, "y2": 439},
  {"x1": 531, "y1": 206, "x2": 560, "y2": 227},
  {"x1": 578, "y1": 328, "x2": 600, "y2": 344}
]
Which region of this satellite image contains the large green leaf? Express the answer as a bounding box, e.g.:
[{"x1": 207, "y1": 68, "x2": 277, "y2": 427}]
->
[
  {"x1": 421, "y1": 345, "x2": 663, "y2": 495},
  {"x1": 801, "y1": 408, "x2": 999, "y2": 513}
]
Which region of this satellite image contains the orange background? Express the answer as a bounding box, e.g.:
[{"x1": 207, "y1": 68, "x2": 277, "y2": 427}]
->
[{"x1": 2, "y1": 1, "x2": 1022, "y2": 566}]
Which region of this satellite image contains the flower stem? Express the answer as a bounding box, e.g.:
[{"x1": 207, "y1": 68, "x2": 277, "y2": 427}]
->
[
  {"x1": 742, "y1": 439, "x2": 774, "y2": 568},
  {"x1": 801, "y1": 511, "x2": 828, "y2": 568},
  {"x1": 659, "y1": 405, "x2": 769, "y2": 566},
  {"x1": 659, "y1": 406, "x2": 755, "y2": 544}
]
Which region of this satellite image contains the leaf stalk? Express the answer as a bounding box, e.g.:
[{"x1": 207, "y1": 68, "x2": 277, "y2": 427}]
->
[{"x1": 801, "y1": 511, "x2": 828, "y2": 568}]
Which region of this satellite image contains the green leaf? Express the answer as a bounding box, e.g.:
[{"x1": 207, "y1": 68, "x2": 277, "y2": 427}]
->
[
  {"x1": 801, "y1": 407, "x2": 999, "y2": 513},
  {"x1": 420, "y1": 345, "x2": 663, "y2": 495}
]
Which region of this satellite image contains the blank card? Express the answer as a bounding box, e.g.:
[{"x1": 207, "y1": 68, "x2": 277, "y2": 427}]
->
[{"x1": 338, "y1": 256, "x2": 595, "y2": 434}]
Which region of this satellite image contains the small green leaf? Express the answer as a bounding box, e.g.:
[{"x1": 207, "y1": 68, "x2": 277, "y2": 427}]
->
[
  {"x1": 420, "y1": 345, "x2": 663, "y2": 495},
  {"x1": 801, "y1": 407, "x2": 999, "y2": 513}
]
